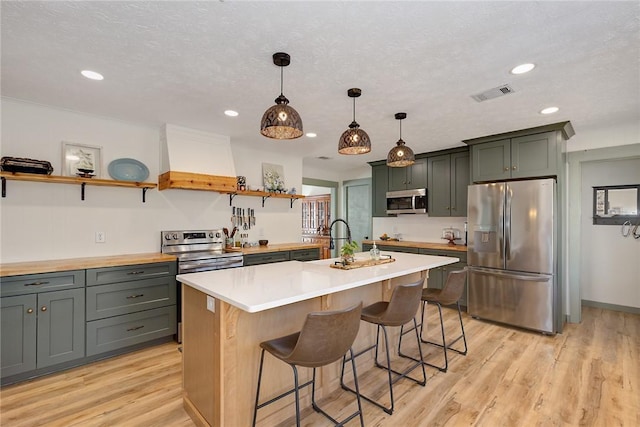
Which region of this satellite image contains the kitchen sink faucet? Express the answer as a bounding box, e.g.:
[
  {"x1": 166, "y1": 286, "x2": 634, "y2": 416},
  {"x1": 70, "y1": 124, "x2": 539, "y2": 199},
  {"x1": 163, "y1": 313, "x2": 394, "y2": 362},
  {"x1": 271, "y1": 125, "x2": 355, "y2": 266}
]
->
[{"x1": 328, "y1": 218, "x2": 352, "y2": 250}]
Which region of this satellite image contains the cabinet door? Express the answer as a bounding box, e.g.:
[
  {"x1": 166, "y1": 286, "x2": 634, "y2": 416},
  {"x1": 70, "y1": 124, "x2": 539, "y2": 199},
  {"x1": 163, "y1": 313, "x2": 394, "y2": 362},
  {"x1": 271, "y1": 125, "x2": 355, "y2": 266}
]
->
[
  {"x1": 426, "y1": 266, "x2": 444, "y2": 290},
  {"x1": 471, "y1": 138, "x2": 511, "y2": 182},
  {"x1": 1, "y1": 295, "x2": 37, "y2": 377},
  {"x1": 407, "y1": 158, "x2": 428, "y2": 189},
  {"x1": 371, "y1": 165, "x2": 389, "y2": 217},
  {"x1": 450, "y1": 152, "x2": 470, "y2": 217},
  {"x1": 36, "y1": 288, "x2": 85, "y2": 369},
  {"x1": 427, "y1": 154, "x2": 452, "y2": 216},
  {"x1": 388, "y1": 167, "x2": 408, "y2": 191},
  {"x1": 511, "y1": 132, "x2": 556, "y2": 178}
]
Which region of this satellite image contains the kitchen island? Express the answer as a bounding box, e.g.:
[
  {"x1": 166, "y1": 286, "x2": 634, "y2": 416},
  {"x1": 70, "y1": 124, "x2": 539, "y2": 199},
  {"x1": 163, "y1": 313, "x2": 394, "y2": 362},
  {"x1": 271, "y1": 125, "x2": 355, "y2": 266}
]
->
[{"x1": 178, "y1": 251, "x2": 459, "y2": 427}]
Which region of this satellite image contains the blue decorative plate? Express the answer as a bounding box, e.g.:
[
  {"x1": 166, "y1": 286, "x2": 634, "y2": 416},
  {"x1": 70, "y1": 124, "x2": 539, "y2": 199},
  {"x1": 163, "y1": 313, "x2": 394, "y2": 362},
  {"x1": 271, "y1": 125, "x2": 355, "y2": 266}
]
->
[{"x1": 108, "y1": 158, "x2": 149, "y2": 182}]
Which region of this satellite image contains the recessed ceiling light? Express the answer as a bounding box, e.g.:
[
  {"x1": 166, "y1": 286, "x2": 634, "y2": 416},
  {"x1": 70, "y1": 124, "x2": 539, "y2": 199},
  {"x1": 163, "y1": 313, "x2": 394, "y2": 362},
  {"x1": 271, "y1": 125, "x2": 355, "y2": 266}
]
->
[
  {"x1": 224, "y1": 110, "x2": 239, "y2": 117},
  {"x1": 306, "y1": 132, "x2": 317, "y2": 138},
  {"x1": 317, "y1": 156, "x2": 331, "y2": 160},
  {"x1": 510, "y1": 63, "x2": 535, "y2": 75},
  {"x1": 540, "y1": 106, "x2": 559, "y2": 115},
  {"x1": 81, "y1": 70, "x2": 104, "y2": 80}
]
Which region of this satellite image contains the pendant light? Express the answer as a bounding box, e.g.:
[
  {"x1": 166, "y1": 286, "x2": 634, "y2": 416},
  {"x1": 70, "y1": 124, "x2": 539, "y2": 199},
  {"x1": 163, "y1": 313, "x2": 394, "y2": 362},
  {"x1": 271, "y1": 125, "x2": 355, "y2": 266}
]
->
[
  {"x1": 338, "y1": 88, "x2": 371, "y2": 155},
  {"x1": 386, "y1": 112, "x2": 415, "y2": 167},
  {"x1": 260, "y1": 52, "x2": 303, "y2": 140}
]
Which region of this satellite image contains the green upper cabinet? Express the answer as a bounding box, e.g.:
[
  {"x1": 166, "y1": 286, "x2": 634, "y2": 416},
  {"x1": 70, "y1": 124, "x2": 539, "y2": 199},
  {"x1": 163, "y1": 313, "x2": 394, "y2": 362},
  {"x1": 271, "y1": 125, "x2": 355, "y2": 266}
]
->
[
  {"x1": 371, "y1": 163, "x2": 389, "y2": 217},
  {"x1": 466, "y1": 122, "x2": 575, "y2": 183},
  {"x1": 388, "y1": 158, "x2": 428, "y2": 191},
  {"x1": 427, "y1": 151, "x2": 470, "y2": 217}
]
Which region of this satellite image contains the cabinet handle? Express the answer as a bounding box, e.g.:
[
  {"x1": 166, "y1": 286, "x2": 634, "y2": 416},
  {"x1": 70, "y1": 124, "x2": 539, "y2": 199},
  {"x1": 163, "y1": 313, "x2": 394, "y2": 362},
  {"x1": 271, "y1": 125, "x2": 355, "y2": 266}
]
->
[
  {"x1": 24, "y1": 281, "x2": 49, "y2": 286},
  {"x1": 504, "y1": 167, "x2": 509, "y2": 171},
  {"x1": 127, "y1": 325, "x2": 144, "y2": 332},
  {"x1": 127, "y1": 271, "x2": 145, "y2": 275},
  {"x1": 452, "y1": 207, "x2": 456, "y2": 211},
  {"x1": 40, "y1": 306, "x2": 47, "y2": 312},
  {"x1": 126, "y1": 294, "x2": 145, "y2": 299},
  {"x1": 445, "y1": 206, "x2": 450, "y2": 210},
  {"x1": 27, "y1": 308, "x2": 34, "y2": 314},
  {"x1": 512, "y1": 166, "x2": 517, "y2": 170}
]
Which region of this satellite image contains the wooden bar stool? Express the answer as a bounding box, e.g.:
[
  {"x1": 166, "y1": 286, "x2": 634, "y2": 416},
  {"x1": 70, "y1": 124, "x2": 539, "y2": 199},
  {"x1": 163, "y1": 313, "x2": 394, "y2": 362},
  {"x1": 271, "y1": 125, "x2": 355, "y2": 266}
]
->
[
  {"x1": 340, "y1": 279, "x2": 426, "y2": 415},
  {"x1": 399, "y1": 269, "x2": 468, "y2": 372},
  {"x1": 252, "y1": 303, "x2": 365, "y2": 427}
]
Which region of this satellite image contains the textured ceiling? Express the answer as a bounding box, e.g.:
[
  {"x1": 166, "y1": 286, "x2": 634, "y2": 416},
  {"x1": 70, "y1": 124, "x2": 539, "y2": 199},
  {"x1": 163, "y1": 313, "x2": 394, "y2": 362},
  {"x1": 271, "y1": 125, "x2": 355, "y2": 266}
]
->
[{"x1": 2, "y1": 1, "x2": 639, "y2": 173}]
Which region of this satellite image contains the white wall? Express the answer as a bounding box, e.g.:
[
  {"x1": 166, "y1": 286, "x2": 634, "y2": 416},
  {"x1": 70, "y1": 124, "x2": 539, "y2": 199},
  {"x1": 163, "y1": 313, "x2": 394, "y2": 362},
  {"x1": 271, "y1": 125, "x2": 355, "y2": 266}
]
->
[
  {"x1": 579, "y1": 158, "x2": 640, "y2": 308},
  {"x1": 0, "y1": 99, "x2": 302, "y2": 263}
]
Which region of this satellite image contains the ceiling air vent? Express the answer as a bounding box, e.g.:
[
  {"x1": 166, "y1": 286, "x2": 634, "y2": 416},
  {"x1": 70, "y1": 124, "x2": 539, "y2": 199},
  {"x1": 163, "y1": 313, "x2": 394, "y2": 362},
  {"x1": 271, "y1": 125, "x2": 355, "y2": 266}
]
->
[
  {"x1": 317, "y1": 156, "x2": 331, "y2": 160},
  {"x1": 471, "y1": 84, "x2": 515, "y2": 102}
]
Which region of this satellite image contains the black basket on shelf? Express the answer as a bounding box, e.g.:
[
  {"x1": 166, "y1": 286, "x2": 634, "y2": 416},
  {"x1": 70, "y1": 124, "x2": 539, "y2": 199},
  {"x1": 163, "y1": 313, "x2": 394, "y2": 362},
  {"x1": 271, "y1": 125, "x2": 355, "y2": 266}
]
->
[{"x1": 0, "y1": 157, "x2": 53, "y2": 175}]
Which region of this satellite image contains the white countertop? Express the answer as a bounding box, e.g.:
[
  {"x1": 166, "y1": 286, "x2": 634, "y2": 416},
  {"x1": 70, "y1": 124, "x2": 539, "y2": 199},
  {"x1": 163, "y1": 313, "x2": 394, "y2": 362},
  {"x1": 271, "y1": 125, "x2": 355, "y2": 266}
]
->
[{"x1": 177, "y1": 251, "x2": 459, "y2": 313}]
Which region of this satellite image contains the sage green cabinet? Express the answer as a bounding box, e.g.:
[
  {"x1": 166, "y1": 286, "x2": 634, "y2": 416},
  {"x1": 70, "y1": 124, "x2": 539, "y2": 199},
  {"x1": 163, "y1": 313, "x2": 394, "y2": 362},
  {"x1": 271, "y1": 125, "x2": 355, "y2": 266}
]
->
[
  {"x1": 427, "y1": 151, "x2": 470, "y2": 217},
  {"x1": 244, "y1": 251, "x2": 290, "y2": 266},
  {"x1": 371, "y1": 164, "x2": 389, "y2": 217},
  {"x1": 1, "y1": 295, "x2": 37, "y2": 377},
  {"x1": 388, "y1": 158, "x2": 428, "y2": 191},
  {"x1": 290, "y1": 248, "x2": 321, "y2": 261},
  {"x1": 1, "y1": 284, "x2": 85, "y2": 379},
  {"x1": 86, "y1": 262, "x2": 177, "y2": 357},
  {"x1": 471, "y1": 131, "x2": 557, "y2": 182}
]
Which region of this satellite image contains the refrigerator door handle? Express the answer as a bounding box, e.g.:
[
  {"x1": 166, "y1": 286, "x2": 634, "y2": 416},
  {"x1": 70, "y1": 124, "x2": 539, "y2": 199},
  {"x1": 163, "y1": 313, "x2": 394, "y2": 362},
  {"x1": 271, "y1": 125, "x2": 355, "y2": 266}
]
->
[
  {"x1": 468, "y1": 267, "x2": 550, "y2": 282},
  {"x1": 505, "y1": 186, "x2": 511, "y2": 261}
]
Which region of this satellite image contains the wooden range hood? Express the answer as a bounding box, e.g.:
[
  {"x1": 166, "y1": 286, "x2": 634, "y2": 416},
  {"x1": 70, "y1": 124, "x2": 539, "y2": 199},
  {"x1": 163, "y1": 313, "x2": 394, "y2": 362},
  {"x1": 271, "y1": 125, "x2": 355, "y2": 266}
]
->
[{"x1": 158, "y1": 171, "x2": 236, "y2": 192}]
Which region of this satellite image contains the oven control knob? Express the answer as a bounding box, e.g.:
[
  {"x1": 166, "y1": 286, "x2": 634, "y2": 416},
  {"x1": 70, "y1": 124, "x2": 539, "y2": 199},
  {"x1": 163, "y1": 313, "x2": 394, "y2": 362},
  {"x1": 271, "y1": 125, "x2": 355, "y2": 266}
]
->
[
  {"x1": 215, "y1": 232, "x2": 221, "y2": 238},
  {"x1": 164, "y1": 234, "x2": 171, "y2": 240},
  {"x1": 172, "y1": 233, "x2": 178, "y2": 240},
  {"x1": 209, "y1": 232, "x2": 214, "y2": 238}
]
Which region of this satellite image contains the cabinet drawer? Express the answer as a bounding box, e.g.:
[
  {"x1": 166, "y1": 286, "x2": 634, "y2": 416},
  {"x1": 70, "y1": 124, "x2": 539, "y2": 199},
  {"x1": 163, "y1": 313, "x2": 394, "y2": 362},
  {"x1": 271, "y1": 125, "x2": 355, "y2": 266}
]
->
[
  {"x1": 0, "y1": 270, "x2": 84, "y2": 297},
  {"x1": 86, "y1": 306, "x2": 177, "y2": 356},
  {"x1": 86, "y1": 262, "x2": 177, "y2": 286},
  {"x1": 86, "y1": 277, "x2": 177, "y2": 321},
  {"x1": 244, "y1": 251, "x2": 290, "y2": 266},
  {"x1": 290, "y1": 248, "x2": 320, "y2": 261},
  {"x1": 378, "y1": 245, "x2": 420, "y2": 254}
]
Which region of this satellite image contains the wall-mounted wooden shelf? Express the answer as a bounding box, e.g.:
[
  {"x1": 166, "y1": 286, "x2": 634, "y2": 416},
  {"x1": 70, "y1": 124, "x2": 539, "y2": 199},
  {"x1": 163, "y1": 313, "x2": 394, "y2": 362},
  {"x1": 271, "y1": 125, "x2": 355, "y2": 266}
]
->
[
  {"x1": 158, "y1": 171, "x2": 304, "y2": 208},
  {"x1": 0, "y1": 172, "x2": 157, "y2": 203}
]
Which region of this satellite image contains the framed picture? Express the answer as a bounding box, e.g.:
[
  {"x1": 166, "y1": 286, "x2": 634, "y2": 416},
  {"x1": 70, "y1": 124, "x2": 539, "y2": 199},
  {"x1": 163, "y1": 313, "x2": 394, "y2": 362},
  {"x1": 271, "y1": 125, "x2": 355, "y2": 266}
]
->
[
  {"x1": 62, "y1": 142, "x2": 102, "y2": 177},
  {"x1": 262, "y1": 163, "x2": 285, "y2": 192}
]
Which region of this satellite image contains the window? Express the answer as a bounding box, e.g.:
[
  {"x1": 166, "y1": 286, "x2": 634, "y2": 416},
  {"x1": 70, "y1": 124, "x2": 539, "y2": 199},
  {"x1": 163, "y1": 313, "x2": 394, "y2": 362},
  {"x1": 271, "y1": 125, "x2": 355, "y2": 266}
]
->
[{"x1": 593, "y1": 184, "x2": 640, "y2": 225}]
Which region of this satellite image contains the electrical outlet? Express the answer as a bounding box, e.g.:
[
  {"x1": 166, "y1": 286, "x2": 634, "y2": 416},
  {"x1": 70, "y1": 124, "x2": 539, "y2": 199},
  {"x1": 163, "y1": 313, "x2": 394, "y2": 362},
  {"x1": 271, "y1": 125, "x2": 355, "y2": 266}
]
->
[
  {"x1": 95, "y1": 231, "x2": 106, "y2": 243},
  {"x1": 206, "y1": 295, "x2": 215, "y2": 313}
]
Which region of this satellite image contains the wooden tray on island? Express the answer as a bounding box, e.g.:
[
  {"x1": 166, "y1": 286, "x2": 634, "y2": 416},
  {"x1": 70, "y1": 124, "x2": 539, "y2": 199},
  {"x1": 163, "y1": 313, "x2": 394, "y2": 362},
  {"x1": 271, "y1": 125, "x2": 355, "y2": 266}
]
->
[{"x1": 330, "y1": 257, "x2": 396, "y2": 270}]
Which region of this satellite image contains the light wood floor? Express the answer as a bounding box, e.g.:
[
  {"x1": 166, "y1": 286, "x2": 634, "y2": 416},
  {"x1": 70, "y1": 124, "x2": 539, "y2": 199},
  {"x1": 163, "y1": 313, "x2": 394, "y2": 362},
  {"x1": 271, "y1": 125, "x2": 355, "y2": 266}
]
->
[{"x1": 1, "y1": 306, "x2": 638, "y2": 426}]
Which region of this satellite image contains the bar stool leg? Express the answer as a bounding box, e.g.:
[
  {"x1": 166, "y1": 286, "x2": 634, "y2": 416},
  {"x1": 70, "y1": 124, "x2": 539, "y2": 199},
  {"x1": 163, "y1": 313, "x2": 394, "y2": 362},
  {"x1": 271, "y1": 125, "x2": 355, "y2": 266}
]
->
[
  {"x1": 292, "y1": 365, "x2": 301, "y2": 427},
  {"x1": 252, "y1": 349, "x2": 267, "y2": 427}
]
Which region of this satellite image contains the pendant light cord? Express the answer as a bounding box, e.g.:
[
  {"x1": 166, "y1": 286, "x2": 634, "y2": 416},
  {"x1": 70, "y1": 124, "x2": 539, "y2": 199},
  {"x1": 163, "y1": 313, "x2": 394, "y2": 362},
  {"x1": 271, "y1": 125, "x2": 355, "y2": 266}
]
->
[
  {"x1": 399, "y1": 118, "x2": 402, "y2": 139},
  {"x1": 353, "y1": 97, "x2": 356, "y2": 121},
  {"x1": 280, "y1": 66, "x2": 284, "y2": 96}
]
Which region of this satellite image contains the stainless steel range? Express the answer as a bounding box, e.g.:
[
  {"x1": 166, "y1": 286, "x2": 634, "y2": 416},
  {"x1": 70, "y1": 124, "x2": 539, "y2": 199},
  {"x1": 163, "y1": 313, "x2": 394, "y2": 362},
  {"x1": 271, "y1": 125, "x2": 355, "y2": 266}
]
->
[
  {"x1": 161, "y1": 229, "x2": 243, "y2": 342},
  {"x1": 161, "y1": 229, "x2": 243, "y2": 273}
]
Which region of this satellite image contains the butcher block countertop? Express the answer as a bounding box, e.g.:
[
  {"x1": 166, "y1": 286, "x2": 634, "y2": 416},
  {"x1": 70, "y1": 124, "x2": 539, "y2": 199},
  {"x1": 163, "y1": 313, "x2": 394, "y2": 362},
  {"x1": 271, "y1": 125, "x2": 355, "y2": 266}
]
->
[
  {"x1": 362, "y1": 239, "x2": 468, "y2": 253},
  {"x1": 0, "y1": 253, "x2": 177, "y2": 277},
  {"x1": 0, "y1": 243, "x2": 322, "y2": 277},
  {"x1": 239, "y1": 242, "x2": 322, "y2": 254}
]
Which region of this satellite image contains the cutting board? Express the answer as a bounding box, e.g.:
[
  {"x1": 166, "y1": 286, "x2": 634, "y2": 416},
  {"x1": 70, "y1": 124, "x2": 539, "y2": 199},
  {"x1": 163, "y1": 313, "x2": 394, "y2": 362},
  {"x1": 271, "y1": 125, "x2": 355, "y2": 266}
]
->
[{"x1": 330, "y1": 257, "x2": 396, "y2": 270}]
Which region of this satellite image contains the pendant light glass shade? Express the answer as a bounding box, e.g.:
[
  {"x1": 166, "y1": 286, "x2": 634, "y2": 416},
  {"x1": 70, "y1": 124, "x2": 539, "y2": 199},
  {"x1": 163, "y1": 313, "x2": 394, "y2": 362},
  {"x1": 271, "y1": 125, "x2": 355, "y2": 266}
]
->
[
  {"x1": 260, "y1": 52, "x2": 303, "y2": 140},
  {"x1": 338, "y1": 88, "x2": 371, "y2": 155},
  {"x1": 386, "y1": 112, "x2": 415, "y2": 167}
]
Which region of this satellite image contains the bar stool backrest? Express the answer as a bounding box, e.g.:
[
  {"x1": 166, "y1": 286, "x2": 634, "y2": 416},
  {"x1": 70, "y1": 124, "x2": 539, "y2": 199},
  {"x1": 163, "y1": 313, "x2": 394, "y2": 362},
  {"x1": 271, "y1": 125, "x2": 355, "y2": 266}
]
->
[
  {"x1": 381, "y1": 279, "x2": 425, "y2": 327},
  {"x1": 437, "y1": 269, "x2": 467, "y2": 305},
  {"x1": 284, "y1": 302, "x2": 363, "y2": 368}
]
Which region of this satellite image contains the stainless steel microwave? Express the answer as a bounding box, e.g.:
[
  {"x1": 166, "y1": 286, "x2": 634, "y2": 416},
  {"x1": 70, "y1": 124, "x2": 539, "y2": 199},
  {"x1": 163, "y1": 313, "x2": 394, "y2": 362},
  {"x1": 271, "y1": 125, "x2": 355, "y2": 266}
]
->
[{"x1": 386, "y1": 189, "x2": 427, "y2": 214}]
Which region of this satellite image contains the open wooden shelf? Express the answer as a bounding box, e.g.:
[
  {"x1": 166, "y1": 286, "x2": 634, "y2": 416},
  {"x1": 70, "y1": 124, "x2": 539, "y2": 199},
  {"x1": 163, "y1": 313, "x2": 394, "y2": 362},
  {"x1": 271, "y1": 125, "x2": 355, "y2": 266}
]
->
[{"x1": 1, "y1": 171, "x2": 157, "y2": 202}]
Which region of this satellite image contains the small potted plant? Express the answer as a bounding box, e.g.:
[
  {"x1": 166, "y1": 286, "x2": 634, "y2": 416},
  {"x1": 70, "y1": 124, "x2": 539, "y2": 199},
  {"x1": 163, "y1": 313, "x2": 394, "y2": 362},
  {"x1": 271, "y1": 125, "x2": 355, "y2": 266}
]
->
[{"x1": 340, "y1": 241, "x2": 359, "y2": 265}]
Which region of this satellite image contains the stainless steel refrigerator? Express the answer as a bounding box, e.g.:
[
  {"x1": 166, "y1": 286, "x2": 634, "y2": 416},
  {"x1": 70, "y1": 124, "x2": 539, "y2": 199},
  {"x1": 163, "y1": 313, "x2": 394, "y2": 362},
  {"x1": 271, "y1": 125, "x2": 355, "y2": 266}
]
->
[{"x1": 467, "y1": 178, "x2": 560, "y2": 333}]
